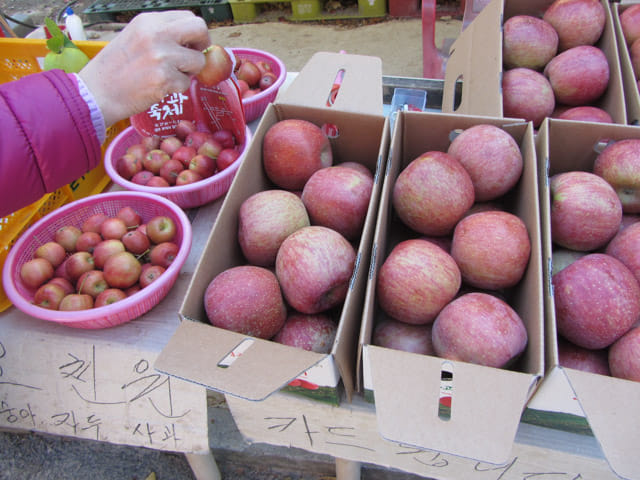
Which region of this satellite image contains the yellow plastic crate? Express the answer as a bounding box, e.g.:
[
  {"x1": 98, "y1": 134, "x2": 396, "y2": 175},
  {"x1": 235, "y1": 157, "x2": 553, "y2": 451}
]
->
[{"x1": 0, "y1": 38, "x2": 130, "y2": 312}]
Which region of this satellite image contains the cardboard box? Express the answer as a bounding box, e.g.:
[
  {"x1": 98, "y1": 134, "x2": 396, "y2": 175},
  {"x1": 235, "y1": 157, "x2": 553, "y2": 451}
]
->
[
  {"x1": 530, "y1": 117, "x2": 640, "y2": 480},
  {"x1": 358, "y1": 110, "x2": 544, "y2": 464},
  {"x1": 441, "y1": 0, "x2": 627, "y2": 125},
  {"x1": 154, "y1": 52, "x2": 388, "y2": 406},
  {"x1": 612, "y1": 1, "x2": 640, "y2": 125}
]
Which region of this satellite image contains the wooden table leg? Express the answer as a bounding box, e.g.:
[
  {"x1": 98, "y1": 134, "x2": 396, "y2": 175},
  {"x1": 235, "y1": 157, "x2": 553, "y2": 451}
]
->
[
  {"x1": 185, "y1": 451, "x2": 222, "y2": 480},
  {"x1": 335, "y1": 457, "x2": 361, "y2": 480}
]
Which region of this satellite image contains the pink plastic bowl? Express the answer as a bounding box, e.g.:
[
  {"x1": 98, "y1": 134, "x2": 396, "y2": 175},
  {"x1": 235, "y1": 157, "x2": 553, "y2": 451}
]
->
[
  {"x1": 2, "y1": 191, "x2": 192, "y2": 329},
  {"x1": 232, "y1": 48, "x2": 287, "y2": 122},
  {"x1": 104, "y1": 125, "x2": 252, "y2": 210}
]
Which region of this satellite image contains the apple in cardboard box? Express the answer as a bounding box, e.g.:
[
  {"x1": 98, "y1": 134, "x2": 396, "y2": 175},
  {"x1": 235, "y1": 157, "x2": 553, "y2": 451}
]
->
[
  {"x1": 275, "y1": 226, "x2": 356, "y2": 315},
  {"x1": 557, "y1": 336, "x2": 610, "y2": 376},
  {"x1": 376, "y1": 238, "x2": 461, "y2": 325},
  {"x1": 392, "y1": 151, "x2": 474, "y2": 236},
  {"x1": 451, "y1": 211, "x2": 531, "y2": 290},
  {"x1": 432, "y1": 292, "x2": 528, "y2": 369},
  {"x1": 556, "y1": 105, "x2": 613, "y2": 123},
  {"x1": 238, "y1": 189, "x2": 310, "y2": 267},
  {"x1": 204, "y1": 265, "x2": 287, "y2": 339},
  {"x1": 620, "y1": 4, "x2": 640, "y2": 45},
  {"x1": 549, "y1": 171, "x2": 622, "y2": 251},
  {"x1": 605, "y1": 222, "x2": 640, "y2": 285},
  {"x1": 447, "y1": 124, "x2": 523, "y2": 202},
  {"x1": 552, "y1": 253, "x2": 640, "y2": 350},
  {"x1": 544, "y1": 45, "x2": 609, "y2": 106},
  {"x1": 502, "y1": 15, "x2": 558, "y2": 70},
  {"x1": 593, "y1": 138, "x2": 640, "y2": 213},
  {"x1": 502, "y1": 68, "x2": 555, "y2": 128},
  {"x1": 272, "y1": 312, "x2": 337, "y2": 354},
  {"x1": 301, "y1": 165, "x2": 374, "y2": 241},
  {"x1": 262, "y1": 119, "x2": 333, "y2": 190},
  {"x1": 542, "y1": 0, "x2": 606, "y2": 51},
  {"x1": 373, "y1": 317, "x2": 434, "y2": 355},
  {"x1": 608, "y1": 325, "x2": 640, "y2": 382}
]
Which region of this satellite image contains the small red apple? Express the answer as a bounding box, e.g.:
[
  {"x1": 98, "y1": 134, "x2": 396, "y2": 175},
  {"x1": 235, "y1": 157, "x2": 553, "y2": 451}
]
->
[
  {"x1": 144, "y1": 149, "x2": 171, "y2": 175},
  {"x1": 100, "y1": 217, "x2": 128, "y2": 241},
  {"x1": 122, "y1": 230, "x2": 151, "y2": 255},
  {"x1": 103, "y1": 251, "x2": 142, "y2": 289},
  {"x1": 216, "y1": 148, "x2": 240, "y2": 172},
  {"x1": 150, "y1": 241, "x2": 179, "y2": 268},
  {"x1": 59, "y1": 293, "x2": 94, "y2": 311},
  {"x1": 139, "y1": 265, "x2": 166, "y2": 288},
  {"x1": 34, "y1": 241, "x2": 66, "y2": 268},
  {"x1": 95, "y1": 288, "x2": 127, "y2": 307},
  {"x1": 146, "y1": 216, "x2": 177, "y2": 244},
  {"x1": 54, "y1": 225, "x2": 82, "y2": 252},
  {"x1": 33, "y1": 282, "x2": 66, "y2": 310},
  {"x1": 197, "y1": 45, "x2": 233, "y2": 86}
]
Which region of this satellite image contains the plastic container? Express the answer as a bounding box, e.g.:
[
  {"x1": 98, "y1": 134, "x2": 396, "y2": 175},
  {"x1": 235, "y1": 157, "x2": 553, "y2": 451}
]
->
[
  {"x1": 2, "y1": 191, "x2": 192, "y2": 329},
  {"x1": 232, "y1": 48, "x2": 287, "y2": 123},
  {"x1": 63, "y1": 7, "x2": 87, "y2": 41}
]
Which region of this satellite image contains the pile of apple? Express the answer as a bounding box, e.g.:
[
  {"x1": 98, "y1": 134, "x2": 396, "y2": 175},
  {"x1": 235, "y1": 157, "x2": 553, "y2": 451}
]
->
[
  {"x1": 115, "y1": 120, "x2": 240, "y2": 187},
  {"x1": 233, "y1": 55, "x2": 278, "y2": 100},
  {"x1": 619, "y1": 5, "x2": 640, "y2": 94},
  {"x1": 550, "y1": 138, "x2": 640, "y2": 383},
  {"x1": 203, "y1": 118, "x2": 374, "y2": 354},
  {"x1": 373, "y1": 124, "x2": 531, "y2": 370},
  {"x1": 19, "y1": 207, "x2": 179, "y2": 311},
  {"x1": 502, "y1": 0, "x2": 614, "y2": 127}
]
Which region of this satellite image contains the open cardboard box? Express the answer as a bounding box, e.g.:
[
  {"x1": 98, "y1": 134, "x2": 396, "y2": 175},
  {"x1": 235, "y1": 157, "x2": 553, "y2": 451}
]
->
[
  {"x1": 530, "y1": 117, "x2": 640, "y2": 480},
  {"x1": 440, "y1": 0, "x2": 627, "y2": 125},
  {"x1": 358, "y1": 110, "x2": 544, "y2": 464},
  {"x1": 612, "y1": 1, "x2": 640, "y2": 125},
  {"x1": 154, "y1": 52, "x2": 388, "y2": 406}
]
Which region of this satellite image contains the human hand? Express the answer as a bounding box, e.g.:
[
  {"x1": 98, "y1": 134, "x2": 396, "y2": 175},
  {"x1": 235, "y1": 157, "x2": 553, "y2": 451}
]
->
[{"x1": 78, "y1": 10, "x2": 211, "y2": 127}]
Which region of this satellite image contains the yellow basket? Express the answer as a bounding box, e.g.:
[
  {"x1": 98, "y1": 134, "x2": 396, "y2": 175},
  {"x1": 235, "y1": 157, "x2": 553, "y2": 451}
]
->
[{"x1": 0, "y1": 38, "x2": 130, "y2": 312}]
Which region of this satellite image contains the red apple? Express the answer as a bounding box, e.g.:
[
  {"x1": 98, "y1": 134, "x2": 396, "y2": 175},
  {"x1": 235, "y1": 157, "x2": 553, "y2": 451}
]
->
[
  {"x1": 197, "y1": 44, "x2": 233, "y2": 86},
  {"x1": 237, "y1": 60, "x2": 261, "y2": 86},
  {"x1": 81, "y1": 213, "x2": 109, "y2": 234},
  {"x1": 103, "y1": 251, "x2": 142, "y2": 289},
  {"x1": 605, "y1": 222, "x2": 640, "y2": 285},
  {"x1": 236, "y1": 79, "x2": 250, "y2": 97},
  {"x1": 608, "y1": 326, "x2": 640, "y2": 382},
  {"x1": 621, "y1": 4, "x2": 640, "y2": 45},
  {"x1": 373, "y1": 318, "x2": 434, "y2": 355},
  {"x1": 146, "y1": 216, "x2": 176, "y2": 244},
  {"x1": 556, "y1": 105, "x2": 613, "y2": 123},
  {"x1": 175, "y1": 119, "x2": 197, "y2": 141},
  {"x1": 552, "y1": 253, "x2": 640, "y2": 349},
  {"x1": 216, "y1": 148, "x2": 240, "y2": 172},
  {"x1": 172, "y1": 145, "x2": 198, "y2": 168},
  {"x1": 502, "y1": 15, "x2": 558, "y2": 70},
  {"x1": 502, "y1": 67, "x2": 555, "y2": 128},
  {"x1": 392, "y1": 151, "x2": 474, "y2": 236},
  {"x1": 211, "y1": 129, "x2": 235, "y2": 149},
  {"x1": 149, "y1": 241, "x2": 179, "y2": 268},
  {"x1": 126, "y1": 143, "x2": 147, "y2": 163},
  {"x1": 432, "y1": 292, "x2": 528, "y2": 368},
  {"x1": 544, "y1": 45, "x2": 609, "y2": 106},
  {"x1": 558, "y1": 336, "x2": 610, "y2": 376},
  {"x1": 100, "y1": 217, "x2": 128, "y2": 241},
  {"x1": 593, "y1": 139, "x2": 640, "y2": 213},
  {"x1": 301, "y1": 166, "x2": 374, "y2": 241},
  {"x1": 94, "y1": 288, "x2": 127, "y2": 307},
  {"x1": 238, "y1": 189, "x2": 310, "y2": 267},
  {"x1": 116, "y1": 206, "x2": 142, "y2": 229},
  {"x1": 451, "y1": 211, "x2": 531, "y2": 290},
  {"x1": 144, "y1": 149, "x2": 171, "y2": 175},
  {"x1": 204, "y1": 265, "x2": 286, "y2": 339},
  {"x1": 131, "y1": 170, "x2": 154, "y2": 186},
  {"x1": 93, "y1": 239, "x2": 126, "y2": 269},
  {"x1": 121, "y1": 230, "x2": 150, "y2": 255},
  {"x1": 275, "y1": 226, "x2": 356, "y2": 315},
  {"x1": 630, "y1": 38, "x2": 640, "y2": 79},
  {"x1": 159, "y1": 136, "x2": 182, "y2": 157},
  {"x1": 159, "y1": 158, "x2": 184, "y2": 185},
  {"x1": 54, "y1": 225, "x2": 82, "y2": 252},
  {"x1": 189, "y1": 154, "x2": 216, "y2": 178},
  {"x1": 59, "y1": 293, "x2": 94, "y2": 311},
  {"x1": 34, "y1": 241, "x2": 66, "y2": 268},
  {"x1": 543, "y1": 0, "x2": 606, "y2": 51},
  {"x1": 76, "y1": 270, "x2": 109, "y2": 298},
  {"x1": 48, "y1": 277, "x2": 75, "y2": 296},
  {"x1": 259, "y1": 72, "x2": 278, "y2": 90},
  {"x1": 377, "y1": 238, "x2": 461, "y2": 325},
  {"x1": 447, "y1": 124, "x2": 523, "y2": 201},
  {"x1": 337, "y1": 161, "x2": 373, "y2": 179},
  {"x1": 141, "y1": 135, "x2": 161, "y2": 151},
  {"x1": 550, "y1": 171, "x2": 622, "y2": 251},
  {"x1": 75, "y1": 231, "x2": 102, "y2": 253},
  {"x1": 20, "y1": 258, "x2": 54, "y2": 290},
  {"x1": 175, "y1": 169, "x2": 203, "y2": 186},
  {"x1": 146, "y1": 176, "x2": 171, "y2": 188},
  {"x1": 198, "y1": 138, "x2": 223, "y2": 160},
  {"x1": 116, "y1": 153, "x2": 143, "y2": 180},
  {"x1": 33, "y1": 282, "x2": 66, "y2": 310},
  {"x1": 139, "y1": 265, "x2": 166, "y2": 288},
  {"x1": 184, "y1": 131, "x2": 214, "y2": 152},
  {"x1": 272, "y1": 312, "x2": 337, "y2": 354},
  {"x1": 262, "y1": 119, "x2": 333, "y2": 190},
  {"x1": 65, "y1": 251, "x2": 95, "y2": 282}
]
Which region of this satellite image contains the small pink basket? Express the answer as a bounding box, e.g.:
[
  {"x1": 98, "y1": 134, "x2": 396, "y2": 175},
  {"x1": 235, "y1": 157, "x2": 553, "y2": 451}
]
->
[
  {"x1": 2, "y1": 191, "x2": 192, "y2": 329},
  {"x1": 232, "y1": 48, "x2": 287, "y2": 123}
]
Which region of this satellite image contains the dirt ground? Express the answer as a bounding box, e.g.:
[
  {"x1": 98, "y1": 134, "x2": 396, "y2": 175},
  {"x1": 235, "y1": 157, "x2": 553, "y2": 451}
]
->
[{"x1": 0, "y1": 0, "x2": 463, "y2": 78}]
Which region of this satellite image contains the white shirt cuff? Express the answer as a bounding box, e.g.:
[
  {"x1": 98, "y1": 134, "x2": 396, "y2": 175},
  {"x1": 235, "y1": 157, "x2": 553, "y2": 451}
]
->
[{"x1": 72, "y1": 73, "x2": 107, "y2": 145}]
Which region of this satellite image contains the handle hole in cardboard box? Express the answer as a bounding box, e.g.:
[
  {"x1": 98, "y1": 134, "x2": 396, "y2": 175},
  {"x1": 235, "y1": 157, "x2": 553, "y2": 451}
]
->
[{"x1": 217, "y1": 338, "x2": 255, "y2": 368}]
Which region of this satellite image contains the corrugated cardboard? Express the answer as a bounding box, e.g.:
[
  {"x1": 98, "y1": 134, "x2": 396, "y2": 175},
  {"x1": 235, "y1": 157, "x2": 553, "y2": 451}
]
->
[
  {"x1": 441, "y1": 0, "x2": 627, "y2": 125},
  {"x1": 154, "y1": 52, "x2": 388, "y2": 405},
  {"x1": 612, "y1": 1, "x2": 640, "y2": 125},
  {"x1": 533, "y1": 118, "x2": 640, "y2": 480},
  {"x1": 358, "y1": 110, "x2": 544, "y2": 464}
]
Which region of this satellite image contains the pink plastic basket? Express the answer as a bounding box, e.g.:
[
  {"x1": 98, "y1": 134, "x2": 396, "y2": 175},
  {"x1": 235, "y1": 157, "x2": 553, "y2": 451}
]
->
[
  {"x1": 232, "y1": 48, "x2": 287, "y2": 123},
  {"x1": 2, "y1": 191, "x2": 192, "y2": 329},
  {"x1": 104, "y1": 125, "x2": 252, "y2": 209}
]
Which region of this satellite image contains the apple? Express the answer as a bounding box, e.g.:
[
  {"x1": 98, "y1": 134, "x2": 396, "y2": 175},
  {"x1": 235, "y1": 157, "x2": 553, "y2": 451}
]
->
[
  {"x1": 447, "y1": 124, "x2": 523, "y2": 202},
  {"x1": 146, "y1": 216, "x2": 176, "y2": 244},
  {"x1": 550, "y1": 171, "x2": 622, "y2": 251},
  {"x1": 33, "y1": 282, "x2": 66, "y2": 310},
  {"x1": 376, "y1": 238, "x2": 461, "y2": 325},
  {"x1": 189, "y1": 154, "x2": 216, "y2": 178},
  {"x1": 204, "y1": 265, "x2": 286, "y2": 339},
  {"x1": 216, "y1": 148, "x2": 240, "y2": 172},
  {"x1": 122, "y1": 230, "x2": 150, "y2": 255},
  {"x1": 630, "y1": 38, "x2": 640, "y2": 79},
  {"x1": 236, "y1": 79, "x2": 250, "y2": 96},
  {"x1": 238, "y1": 189, "x2": 310, "y2": 267},
  {"x1": 556, "y1": 105, "x2": 613, "y2": 123},
  {"x1": 116, "y1": 153, "x2": 143, "y2": 180},
  {"x1": 552, "y1": 253, "x2": 640, "y2": 349},
  {"x1": 557, "y1": 336, "x2": 610, "y2": 376},
  {"x1": 34, "y1": 241, "x2": 66, "y2": 268},
  {"x1": 337, "y1": 161, "x2": 373, "y2": 179},
  {"x1": 159, "y1": 136, "x2": 182, "y2": 157},
  {"x1": 593, "y1": 139, "x2": 640, "y2": 213},
  {"x1": 103, "y1": 251, "x2": 142, "y2": 289},
  {"x1": 100, "y1": 217, "x2": 128, "y2": 241},
  {"x1": 172, "y1": 145, "x2": 198, "y2": 168},
  {"x1": 211, "y1": 129, "x2": 235, "y2": 149},
  {"x1": 608, "y1": 326, "x2": 640, "y2": 382},
  {"x1": 54, "y1": 225, "x2": 82, "y2": 252},
  {"x1": 373, "y1": 317, "x2": 434, "y2": 355},
  {"x1": 93, "y1": 239, "x2": 125, "y2": 269},
  {"x1": 131, "y1": 170, "x2": 154, "y2": 186},
  {"x1": 272, "y1": 312, "x2": 338, "y2": 354},
  {"x1": 59, "y1": 293, "x2": 94, "y2": 311},
  {"x1": 197, "y1": 44, "x2": 233, "y2": 86},
  {"x1": 116, "y1": 206, "x2": 142, "y2": 229},
  {"x1": 275, "y1": 226, "x2": 356, "y2": 315},
  {"x1": 144, "y1": 149, "x2": 171, "y2": 175},
  {"x1": 605, "y1": 222, "x2": 640, "y2": 285},
  {"x1": 542, "y1": 0, "x2": 606, "y2": 51},
  {"x1": 141, "y1": 135, "x2": 160, "y2": 151},
  {"x1": 552, "y1": 247, "x2": 587, "y2": 275},
  {"x1": 139, "y1": 265, "x2": 166, "y2": 288},
  {"x1": 65, "y1": 251, "x2": 95, "y2": 282},
  {"x1": 184, "y1": 131, "x2": 213, "y2": 152},
  {"x1": 620, "y1": 4, "x2": 640, "y2": 45},
  {"x1": 237, "y1": 60, "x2": 261, "y2": 86},
  {"x1": 126, "y1": 143, "x2": 147, "y2": 163},
  {"x1": 432, "y1": 292, "x2": 528, "y2": 368},
  {"x1": 262, "y1": 119, "x2": 333, "y2": 190},
  {"x1": 392, "y1": 151, "x2": 474, "y2": 236},
  {"x1": 176, "y1": 169, "x2": 203, "y2": 186},
  {"x1": 146, "y1": 176, "x2": 171, "y2": 187},
  {"x1": 259, "y1": 72, "x2": 278, "y2": 90},
  {"x1": 451, "y1": 211, "x2": 531, "y2": 290},
  {"x1": 76, "y1": 270, "x2": 109, "y2": 298},
  {"x1": 94, "y1": 288, "x2": 127, "y2": 307},
  {"x1": 81, "y1": 213, "x2": 109, "y2": 234},
  {"x1": 502, "y1": 15, "x2": 558, "y2": 70},
  {"x1": 159, "y1": 158, "x2": 184, "y2": 185},
  {"x1": 502, "y1": 67, "x2": 555, "y2": 128},
  {"x1": 75, "y1": 231, "x2": 102, "y2": 253},
  {"x1": 150, "y1": 242, "x2": 179, "y2": 268},
  {"x1": 301, "y1": 166, "x2": 374, "y2": 241},
  {"x1": 175, "y1": 119, "x2": 197, "y2": 141},
  {"x1": 198, "y1": 138, "x2": 223, "y2": 160},
  {"x1": 544, "y1": 46, "x2": 609, "y2": 106},
  {"x1": 54, "y1": 257, "x2": 73, "y2": 282}
]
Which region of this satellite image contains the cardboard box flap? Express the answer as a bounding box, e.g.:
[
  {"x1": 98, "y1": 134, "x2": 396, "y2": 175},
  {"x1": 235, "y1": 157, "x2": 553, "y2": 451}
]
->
[
  {"x1": 277, "y1": 51, "x2": 383, "y2": 116},
  {"x1": 563, "y1": 368, "x2": 640, "y2": 480},
  {"x1": 368, "y1": 345, "x2": 537, "y2": 463},
  {"x1": 441, "y1": 0, "x2": 503, "y2": 116},
  {"x1": 155, "y1": 320, "x2": 325, "y2": 401},
  {"x1": 614, "y1": 3, "x2": 640, "y2": 124}
]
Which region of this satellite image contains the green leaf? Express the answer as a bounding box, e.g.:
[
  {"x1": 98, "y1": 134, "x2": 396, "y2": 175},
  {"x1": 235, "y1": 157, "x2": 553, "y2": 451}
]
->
[{"x1": 44, "y1": 17, "x2": 80, "y2": 53}]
